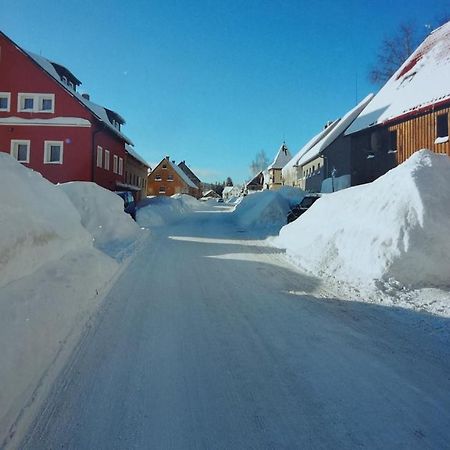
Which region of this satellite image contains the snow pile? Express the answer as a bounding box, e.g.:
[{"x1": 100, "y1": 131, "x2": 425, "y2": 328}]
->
[
  {"x1": 59, "y1": 182, "x2": 144, "y2": 256},
  {"x1": 0, "y1": 154, "x2": 92, "y2": 287},
  {"x1": 0, "y1": 155, "x2": 123, "y2": 445},
  {"x1": 137, "y1": 194, "x2": 202, "y2": 227},
  {"x1": 234, "y1": 187, "x2": 305, "y2": 233},
  {"x1": 275, "y1": 150, "x2": 450, "y2": 290}
]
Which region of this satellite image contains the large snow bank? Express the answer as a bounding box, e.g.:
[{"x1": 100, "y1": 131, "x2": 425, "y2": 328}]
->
[
  {"x1": 59, "y1": 182, "x2": 144, "y2": 257},
  {"x1": 137, "y1": 194, "x2": 202, "y2": 227},
  {"x1": 0, "y1": 154, "x2": 92, "y2": 287},
  {"x1": 0, "y1": 155, "x2": 124, "y2": 446},
  {"x1": 234, "y1": 187, "x2": 305, "y2": 233},
  {"x1": 275, "y1": 150, "x2": 450, "y2": 290}
]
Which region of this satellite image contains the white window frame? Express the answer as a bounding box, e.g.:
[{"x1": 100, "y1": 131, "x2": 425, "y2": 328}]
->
[
  {"x1": 104, "y1": 149, "x2": 110, "y2": 170},
  {"x1": 96, "y1": 146, "x2": 103, "y2": 168},
  {"x1": 0, "y1": 92, "x2": 11, "y2": 112},
  {"x1": 43, "y1": 140, "x2": 64, "y2": 164},
  {"x1": 10, "y1": 139, "x2": 30, "y2": 163},
  {"x1": 118, "y1": 157, "x2": 123, "y2": 175},
  {"x1": 159, "y1": 185, "x2": 166, "y2": 193},
  {"x1": 113, "y1": 155, "x2": 118, "y2": 174},
  {"x1": 18, "y1": 93, "x2": 55, "y2": 113}
]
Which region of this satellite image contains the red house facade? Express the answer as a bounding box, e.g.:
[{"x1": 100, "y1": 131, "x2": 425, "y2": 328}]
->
[{"x1": 0, "y1": 31, "x2": 132, "y2": 191}]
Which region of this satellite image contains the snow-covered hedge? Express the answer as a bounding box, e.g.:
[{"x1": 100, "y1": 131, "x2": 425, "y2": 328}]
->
[
  {"x1": 0, "y1": 154, "x2": 92, "y2": 287},
  {"x1": 275, "y1": 150, "x2": 450, "y2": 289}
]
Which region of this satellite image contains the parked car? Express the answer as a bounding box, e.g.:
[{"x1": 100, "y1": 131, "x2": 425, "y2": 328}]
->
[
  {"x1": 116, "y1": 191, "x2": 136, "y2": 220},
  {"x1": 217, "y1": 198, "x2": 224, "y2": 203},
  {"x1": 287, "y1": 194, "x2": 321, "y2": 223}
]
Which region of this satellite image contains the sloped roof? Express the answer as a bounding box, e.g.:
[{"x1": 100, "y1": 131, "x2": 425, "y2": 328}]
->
[
  {"x1": 178, "y1": 161, "x2": 202, "y2": 186},
  {"x1": 268, "y1": 143, "x2": 292, "y2": 170},
  {"x1": 282, "y1": 120, "x2": 340, "y2": 175},
  {"x1": 159, "y1": 158, "x2": 198, "y2": 189},
  {"x1": 347, "y1": 21, "x2": 450, "y2": 135},
  {"x1": 23, "y1": 50, "x2": 133, "y2": 144},
  {"x1": 245, "y1": 171, "x2": 264, "y2": 187},
  {"x1": 297, "y1": 94, "x2": 374, "y2": 166},
  {"x1": 125, "y1": 144, "x2": 151, "y2": 168}
]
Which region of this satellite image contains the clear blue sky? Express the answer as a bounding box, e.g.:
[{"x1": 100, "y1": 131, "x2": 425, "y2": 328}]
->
[{"x1": 3, "y1": 0, "x2": 449, "y2": 183}]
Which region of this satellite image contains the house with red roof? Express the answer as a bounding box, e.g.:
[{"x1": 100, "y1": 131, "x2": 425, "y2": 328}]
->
[
  {"x1": 0, "y1": 31, "x2": 147, "y2": 193},
  {"x1": 345, "y1": 21, "x2": 450, "y2": 185}
]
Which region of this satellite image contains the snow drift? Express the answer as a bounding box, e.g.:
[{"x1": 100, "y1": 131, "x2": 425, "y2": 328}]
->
[
  {"x1": 59, "y1": 182, "x2": 143, "y2": 256},
  {"x1": 0, "y1": 154, "x2": 92, "y2": 287},
  {"x1": 137, "y1": 194, "x2": 203, "y2": 227},
  {"x1": 233, "y1": 187, "x2": 305, "y2": 234},
  {"x1": 275, "y1": 150, "x2": 450, "y2": 289}
]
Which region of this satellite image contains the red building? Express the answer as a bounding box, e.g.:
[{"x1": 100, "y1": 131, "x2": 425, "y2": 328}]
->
[{"x1": 0, "y1": 31, "x2": 133, "y2": 191}]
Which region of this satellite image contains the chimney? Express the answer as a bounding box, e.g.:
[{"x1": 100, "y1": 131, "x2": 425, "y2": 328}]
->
[
  {"x1": 165, "y1": 155, "x2": 170, "y2": 160},
  {"x1": 172, "y1": 160, "x2": 175, "y2": 164},
  {"x1": 82, "y1": 93, "x2": 90, "y2": 101}
]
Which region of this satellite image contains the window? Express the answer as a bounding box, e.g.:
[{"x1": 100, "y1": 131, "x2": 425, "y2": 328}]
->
[
  {"x1": 44, "y1": 141, "x2": 63, "y2": 164},
  {"x1": 167, "y1": 174, "x2": 174, "y2": 181},
  {"x1": 10, "y1": 140, "x2": 30, "y2": 163},
  {"x1": 96, "y1": 146, "x2": 103, "y2": 168},
  {"x1": 0, "y1": 92, "x2": 10, "y2": 111},
  {"x1": 155, "y1": 174, "x2": 162, "y2": 181},
  {"x1": 104, "y1": 150, "x2": 110, "y2": 170},
  {"x1": 437, "y1": 113, "x2": 448, "y2": 138},
  {"x1": 162, "y1": 164, "x2": 167, "y2": 169},
  {"x1": 18, "y1": 93, "x2": 54, "y2": 113},
  {"x1": 118, "y1": 157, "x2": 123, "y2": 175},
  {"x1": 159, "y1": 185, "x2": 166, "y2": 193},
  {"x1": 113, "y1": 155, "x2": 118, "y2": 173},
  {"x1": 388, "y1": 130, "x2": 397, "y2": 152}
]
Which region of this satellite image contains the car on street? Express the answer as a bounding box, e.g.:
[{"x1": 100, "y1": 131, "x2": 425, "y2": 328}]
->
[
  {"x1": 116, "y1": 191, "x2": 137, "y2": 220},
  {"x1": 287, "y1": 194, "x2": 321, "y2": 223}
]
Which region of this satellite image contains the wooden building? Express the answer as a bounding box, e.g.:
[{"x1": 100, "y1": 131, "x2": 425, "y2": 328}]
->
[
  {"x1": 346, "y1": 21, "x2": 450, "y2": 184},
  {"x1": 147, "y1": 156, "x2": 201, "y2": 198},
  {"x1": 245, "y1": 171, "x2": 265, "y2": 192}
]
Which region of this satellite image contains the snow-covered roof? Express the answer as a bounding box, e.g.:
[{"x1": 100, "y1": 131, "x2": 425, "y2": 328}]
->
[
  {"x1": 24, "y1": 50, "x2": 133, "y2": 144},
  {"x1": 297, "y1": 94, "x2": 374, "y2": 166},
  {"x1": 282, "y1": 121, "x2": 340, "y2": 175},
  {"x1": 163, "y1": 159, "x2": 198, "y2": 189},
  {"x1": 347, "y1": 21, "x2": 450, "y2": 135},
  {"x1": 125, "y1": 144, "x2": 151, "y2": 168},
  {"x1": 268, "y1": 143, "x2": 292, "y2": 170}
]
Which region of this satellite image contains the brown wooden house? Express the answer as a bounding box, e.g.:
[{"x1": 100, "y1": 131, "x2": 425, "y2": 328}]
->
[
  {"x1": 147, "y1": 156, "x2": 201, "y2": 198},
  {"x1": 346, "y1": 21, "x2": 450, "y2": 185}
]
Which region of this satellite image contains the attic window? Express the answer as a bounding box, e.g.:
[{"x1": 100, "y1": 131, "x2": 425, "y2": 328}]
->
[
  {"x1": 162, "y1": 164, "x2": 167, "y2": 169},
  {"x1": 436, "y1": 113, "x2": 448, "y2": 138}
]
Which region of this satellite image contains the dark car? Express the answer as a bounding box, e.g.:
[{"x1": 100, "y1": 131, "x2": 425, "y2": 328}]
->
[
  {"x1": 287, "y1": 194, "x2": 321, "y2": 223},
  {"x1": 116, "y1": 191, "x2": 137, "y2": 220}
]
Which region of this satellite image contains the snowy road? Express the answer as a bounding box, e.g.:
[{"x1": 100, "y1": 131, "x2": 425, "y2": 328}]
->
[{"x1": 23, "y1": 207, "x2": 450, "y2": 449}]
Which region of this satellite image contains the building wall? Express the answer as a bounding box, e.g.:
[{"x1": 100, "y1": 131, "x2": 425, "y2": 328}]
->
[
  {"x1": 389, "y1": 106, "x2": 450, "y2": 163},
  {"x1": 124, "y1": 155, "x2": 148, "y2": 201},
  {"x1": 93, "y1": 128, "x2": 126, "y2": 191},
  {"x1": 0, "y1": 124, "x2": 92, "y2": 184},
  {"x1": 298, "y1": 156, "x2": 324, "y2": 191},
  {"x1": 268, "y1": 168, "x2": 283, "y2": 189}
]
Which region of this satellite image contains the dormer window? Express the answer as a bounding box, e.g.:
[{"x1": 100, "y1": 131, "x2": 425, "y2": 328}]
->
[{"x1": 61, "y1": 76, "x2": 68, "y2": 85}]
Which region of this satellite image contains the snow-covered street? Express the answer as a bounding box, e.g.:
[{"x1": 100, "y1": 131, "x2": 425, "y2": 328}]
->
[{"x1": 21, "y1": 205, "x2": 450, "y2": 449}]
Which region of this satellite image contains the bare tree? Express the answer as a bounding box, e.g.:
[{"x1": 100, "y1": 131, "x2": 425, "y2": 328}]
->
[
  {"x1": 249, "y1": 150, "x2": 269, "y2": 175},
  {"x1": 369, "y1": 16, "x2": 450, "y2": 85},
  {"x1": 369, "y1": 22, "x2": 423, "y2": 85}
]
